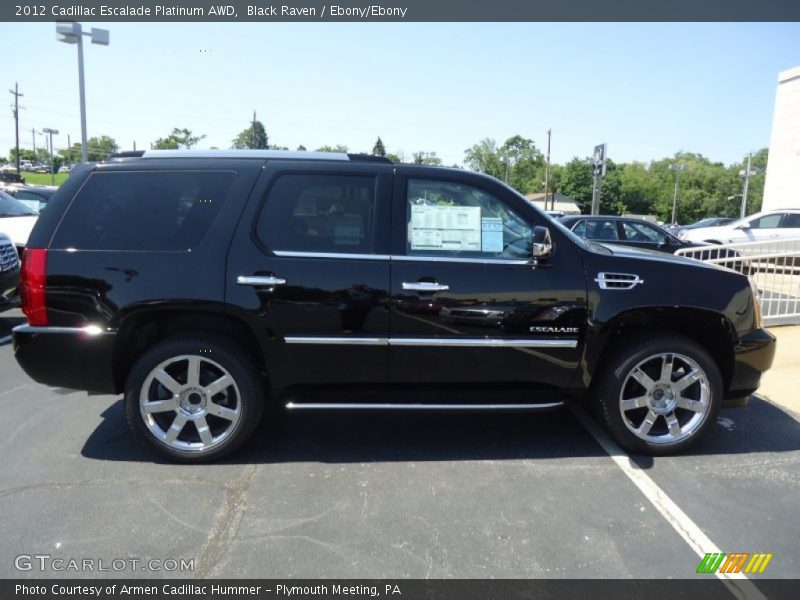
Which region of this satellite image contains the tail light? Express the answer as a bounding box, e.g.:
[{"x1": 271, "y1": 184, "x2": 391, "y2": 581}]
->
[{"x1": 20, "y1": 248, "x2": 48, "y2": 326}]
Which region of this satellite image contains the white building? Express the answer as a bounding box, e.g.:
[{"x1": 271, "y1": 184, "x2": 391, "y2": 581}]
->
[{"x1": 762, "y1": 65, "x2": 800, "y2": 211}]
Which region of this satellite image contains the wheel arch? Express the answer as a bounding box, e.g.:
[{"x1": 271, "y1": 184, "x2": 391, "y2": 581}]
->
[
  {"x1": 585, "y1": 306, "x2": 737, "y2": 394},
  {"x1": 112, "y1": 308, "x2": 267, "y2": 394}
]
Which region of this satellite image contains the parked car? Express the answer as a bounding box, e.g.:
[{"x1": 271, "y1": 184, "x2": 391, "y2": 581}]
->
[
  {"x1": 12, "y1": 150, "x2": 775, "y2": 462},
  {"x1": 0, "y1": 231, "x2": 20, "y2": 313},
  {"x1": 0, "y1": 190, "x2": 39, "y2": 255},
  {"x1": 0, "y1": 171, "x2": 25, "y2": 186},
  {"x1": 669, "y1": 217, "x2": 735, "y2": 237},
  {"x1": 8, "y1": 185, "x2": 59, "y2": 213},
  {"x1": 58, "y1": 164, "x2": 73, "y2": 174},
  {"x1": 680, "y1": 209, "x2": 800, "y2": 244},
  {"x1": 561, "y1": 215, "x2": 751, "y2": 273},
  {"x1": 562, "y1": 215, "x2": 705, "y2": 253}
]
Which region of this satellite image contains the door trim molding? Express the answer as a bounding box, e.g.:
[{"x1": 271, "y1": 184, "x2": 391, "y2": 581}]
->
[{"x1": 284, "y1": 336, "x2": 577, "y2": 348}]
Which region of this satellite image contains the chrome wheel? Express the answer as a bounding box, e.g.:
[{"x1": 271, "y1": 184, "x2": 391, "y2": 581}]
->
[
  {"x1": 619, "y1": 352, "x2": 710, "y2": 445},
  {"x1": 139, "y1": 355, "x2": 242, "y2": 453}
]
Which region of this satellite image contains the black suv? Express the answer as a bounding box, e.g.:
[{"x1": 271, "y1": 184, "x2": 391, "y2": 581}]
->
[{"x1": 12, "y1": 150, "x2": 776, "y2": 461}]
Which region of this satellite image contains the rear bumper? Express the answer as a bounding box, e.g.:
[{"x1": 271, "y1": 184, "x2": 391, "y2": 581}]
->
[
  {"x1": 12, "y1": 324, "x2": 117, "y2": 394},
  {"x1": 726, "y1": 328, "x2": 776, "y2": 399}
]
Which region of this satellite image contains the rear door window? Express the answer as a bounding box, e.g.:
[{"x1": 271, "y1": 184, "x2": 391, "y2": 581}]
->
[
  {"x1": 51, "y1": 171, "x2": 235, "y2": 251},
  {"x1": 256, "y1": 174, "x2": 377, "y2": 254}
]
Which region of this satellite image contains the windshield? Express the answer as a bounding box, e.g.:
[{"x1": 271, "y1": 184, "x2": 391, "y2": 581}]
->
[{"x1": 0, "y1": 190, "x2": 39, "y2": 217}]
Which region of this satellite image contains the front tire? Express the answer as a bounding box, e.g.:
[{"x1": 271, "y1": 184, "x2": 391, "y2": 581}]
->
[
  {"x1": 124, "y1": 335, "x2": 265, "y2": 462},
  {"x1": 593, "y1": 334, "x2": 722, "y2": 455}
]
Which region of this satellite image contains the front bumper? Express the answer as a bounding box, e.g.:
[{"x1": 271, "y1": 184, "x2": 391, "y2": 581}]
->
[
  {"x1": 12, "y1": 324, "x2": 117, "y2": 394},
  {"x1": 0, "y1": 264, "x2": 19, "y2": 312},
  {"x1": 726, "y1": 328, "x2": 777, "y2": 399}
]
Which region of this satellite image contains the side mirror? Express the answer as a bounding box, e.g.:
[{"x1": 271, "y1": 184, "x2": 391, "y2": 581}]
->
[
  {"x1": 736, "y1": 223, "x2": 750, "y2": 230},
  {"x1": 531, "y1": 226, "x2": 553, "y2": 260}
]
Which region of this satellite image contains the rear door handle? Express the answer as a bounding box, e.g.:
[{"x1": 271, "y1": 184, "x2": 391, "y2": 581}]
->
[
  {"x1": 237, "y1": 275, "x2": 287, "y2": 286},
  {"x1": 402, "y1": 281, "x2": 450, "y2": 292}
]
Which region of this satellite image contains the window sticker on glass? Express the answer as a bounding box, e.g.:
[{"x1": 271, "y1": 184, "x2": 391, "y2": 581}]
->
[
  {"x1": 410, "y1": 205, "x2": 481, "y2": 251},
  {"x1": 481, "y1": 217, "x2": 503, "y2": 253}
]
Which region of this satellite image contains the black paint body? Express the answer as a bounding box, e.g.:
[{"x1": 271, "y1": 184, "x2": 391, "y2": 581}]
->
[{"x1": 13, "y1": 157, "x2": 775, "y2": 405}]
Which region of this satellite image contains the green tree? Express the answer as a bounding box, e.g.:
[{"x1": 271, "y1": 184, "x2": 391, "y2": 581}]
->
[
  {"x1": 296, "y1": 145, "x2": 307, "y2": 151},
  {"x1": 316, "y1": 144, "x2": 349, "y2": 153},
  {"x1": 499, "y1": 135, "x2": 544, "y2": 193},
  {"x1": 58, "y1": 135, "x2": 118, "y2": 162},
  {"x1": 372, "y1": 137, "x2": 386, "y2": 157},
  {"x1": 464, "y1": 138, "x2": 504, "y2": 179},
  {"x1": 232, "y1": 120, "x2": 268, "y2": 149},
  {"x1": 154, "y1": 128, "x2": 206, "y2": 150},
  {"x1": 412, "y1": 151, "x2": 442, "y2": 165},
  {"x1": 559, "y1": 157, "x2": 594, "y2": 212}
]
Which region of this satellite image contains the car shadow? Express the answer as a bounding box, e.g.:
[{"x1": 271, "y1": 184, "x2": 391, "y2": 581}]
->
[
  {"x1": 81, "y1": 394, "x2": 800, "y2": 465},
  {"x1": 0, "y1": 313, "x2": 25, "y2": 346}
]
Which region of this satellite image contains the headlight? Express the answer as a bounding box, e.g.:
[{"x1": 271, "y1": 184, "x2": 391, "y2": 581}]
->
[{"x1": 748, "y1": 275, "x2": 763, "y2": 329}]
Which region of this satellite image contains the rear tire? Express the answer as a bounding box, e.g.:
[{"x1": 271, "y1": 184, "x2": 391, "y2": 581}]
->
[
  {"x1": 124, "y1": 334, "x2": 265, "y2": 462},
  {"x1": 593, "y1": 334, "x2": 722, "y2": 455}
]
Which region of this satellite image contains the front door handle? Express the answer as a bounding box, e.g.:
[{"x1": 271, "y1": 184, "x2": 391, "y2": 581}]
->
[
  {"x1": 237, "y1": 275, "x2": 287, "y2": 287},
  {"x1": 402, "y1": 281, "x2": 450, "y2": 292}
]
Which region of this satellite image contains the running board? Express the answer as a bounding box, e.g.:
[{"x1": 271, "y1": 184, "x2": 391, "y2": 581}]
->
[{"x1": 285, "y1": 401, "x2": 566, "y2": 411}]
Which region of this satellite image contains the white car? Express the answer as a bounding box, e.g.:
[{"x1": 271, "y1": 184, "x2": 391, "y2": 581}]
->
[
  {"x1": 0, "y1": 190, "x2": 39, "y2": 253},
  {"x1": 681, "y1": 209, "x2": 800, "y2": 244}
]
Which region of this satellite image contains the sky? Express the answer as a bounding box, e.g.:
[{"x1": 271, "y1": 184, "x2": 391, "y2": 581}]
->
[{"x1": 1, "y1": 22, "x2": 799, "y2": 166}]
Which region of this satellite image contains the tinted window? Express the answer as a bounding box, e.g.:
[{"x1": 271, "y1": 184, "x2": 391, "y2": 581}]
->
[
  {"x1": 749, "y1": 214, "x2": 782, "y2": 229},
  {"x1": 257, "y1": 174, "x2": 376, "y2": 254},
  {"x1": 584, "y1": 219, "x2": 619, "y2": 241},
  {"x1": 52, "y1": 171, "x2": 234, "y2": 251},
  {"x1": 622, "y1": 221, "x2": 666, "y2": 244},
  {"x1": 0, "y1": 190, "x2": 38, "y2": 217},
  {"x1": 14, "y1": 190, "x2": 47, "y2": 212},
  {"x1": 780, "y1": 213, "x2": 800, "y2": 228},
  {"x1": 406, "y1": 179, "x2": 531, "y2": 259},
  {"x1": 571, "y1": 220, "x2": 586, "y2": 237}
]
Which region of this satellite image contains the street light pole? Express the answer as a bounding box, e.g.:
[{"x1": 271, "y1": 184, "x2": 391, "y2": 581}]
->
[
  {"x1": 43, "y1": 128, "x2": 59, "y2": 185},
  {"x1": 739, "y1": 152, "x2": 758, "y2": 219},
  {"x1": 668, "y1": 164, "x2": 688, "y2": 225},
  {"x1": 56, "y1": 22, "x2": 109, "y2": 164}
]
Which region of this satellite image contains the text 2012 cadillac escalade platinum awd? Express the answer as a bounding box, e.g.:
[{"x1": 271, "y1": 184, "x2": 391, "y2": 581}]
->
[{"x1": 12, "y1": 150, "x2": 776, "y2": 462}]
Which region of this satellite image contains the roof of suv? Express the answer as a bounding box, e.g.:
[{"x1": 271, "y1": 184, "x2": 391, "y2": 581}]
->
[{"x1": 115, "y1": 149, "x2": 393, "y2": 163}]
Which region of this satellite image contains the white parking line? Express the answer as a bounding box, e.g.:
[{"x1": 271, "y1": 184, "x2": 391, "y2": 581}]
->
[{"x1": 571, "y1": 405, "x2": 766, "y2": 600}]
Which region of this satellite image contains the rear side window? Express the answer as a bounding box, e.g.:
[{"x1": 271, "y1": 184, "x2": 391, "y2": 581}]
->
[
  {"x1": 257, "y1": 174, "x2": 376, "y2": 254},
  {"x1": 585, "y1": 219, "x2": 619, "y2": 241},
  {"x1": 52, "y1": 171, "x2": 235, "y2": 251}
]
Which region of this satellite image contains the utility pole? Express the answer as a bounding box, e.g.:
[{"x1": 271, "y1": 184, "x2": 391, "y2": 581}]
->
[
  {"x1": 31, "y1": 128, "x2": 40, "y2": 155},
  {"x1": 739, "y1": 152, "x2": 758, "y2": 219},
  {"x1": 67, "y1": 134, "x2": 71, "y2": 166},
  {"x1": 252, "y1": 110, "x2": 256, "y2": 149},
  {"x1": 668, "y1": 164, "x2": 688, "y2": 225},
  {"x1": 9, "y1": 83, "x2": 23, "y2": 173},
  {"x1": 544, "y1": 128, "x2": 552, "y2": 210}
]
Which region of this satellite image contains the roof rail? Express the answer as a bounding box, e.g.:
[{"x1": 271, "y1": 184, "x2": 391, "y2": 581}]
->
[
  {"x1": 346, "y1": 153, "x2": 393, "y2": 164},
  {"x1": 141, "y1": 149, "x2": 350, "y2": 161},
  {"x1": 109, "y1": 151, "x2": 145, "y2": 159}
]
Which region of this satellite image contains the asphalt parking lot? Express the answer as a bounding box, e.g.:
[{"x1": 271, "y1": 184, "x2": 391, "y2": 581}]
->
[{"x1": 1, "y1": 309, "x2": 799, "y2": 587}]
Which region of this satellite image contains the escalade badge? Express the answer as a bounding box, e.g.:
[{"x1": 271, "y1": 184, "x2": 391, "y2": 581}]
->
[{"x1": 530, "y1": 326, "x2": 580, "y2": 334}]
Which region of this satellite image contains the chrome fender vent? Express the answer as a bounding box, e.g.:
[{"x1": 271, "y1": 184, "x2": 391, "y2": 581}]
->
[{"x1": 595, "y1": 272, "x2": 643, "y2": 290}]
